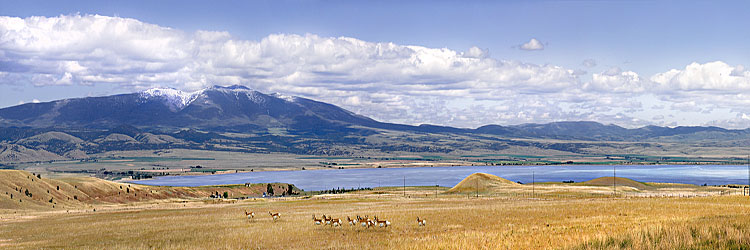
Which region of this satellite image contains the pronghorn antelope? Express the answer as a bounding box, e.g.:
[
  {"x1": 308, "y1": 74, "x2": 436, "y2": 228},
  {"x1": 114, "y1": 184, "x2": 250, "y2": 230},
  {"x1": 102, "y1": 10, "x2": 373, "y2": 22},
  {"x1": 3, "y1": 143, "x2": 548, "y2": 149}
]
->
[
  {"x1": 244, "y1": 211, "x2": 255, "y2": 220},
  {"x1": 312, "y1": 215, "x2": 323, "y2": 225},
  {"x1": 416, "y1": 217, "x2": 427, "y2": 226},
  {"x1": 322, "y1": 214, "x2": 332, "y2": 225},
  {"x1": 356, "y1": 215, "x2": 374, "y2": 228},
  {"x1": 346, "y1": 216, "x2": 356, "y2": 226},
  {"x1": 269, "y1": 212, "x2": 281, "y2": 221},
  {"x1": 373, "y1": 216, "x2": 391, "y2": 228},
  {"x1": 330, "y1": 217, "x2": 343, "y2": 227}
]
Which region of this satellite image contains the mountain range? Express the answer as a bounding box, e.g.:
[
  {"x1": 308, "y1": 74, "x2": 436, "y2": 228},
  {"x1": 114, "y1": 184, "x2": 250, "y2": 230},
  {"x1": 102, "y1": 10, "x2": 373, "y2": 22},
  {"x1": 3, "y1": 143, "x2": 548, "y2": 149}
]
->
[
  {"x1": 1, "y1": 85, "x2": 748, "y2": 163},
  {"x1": 0, "y1": 85, "x2": 744, "y2": 140}
]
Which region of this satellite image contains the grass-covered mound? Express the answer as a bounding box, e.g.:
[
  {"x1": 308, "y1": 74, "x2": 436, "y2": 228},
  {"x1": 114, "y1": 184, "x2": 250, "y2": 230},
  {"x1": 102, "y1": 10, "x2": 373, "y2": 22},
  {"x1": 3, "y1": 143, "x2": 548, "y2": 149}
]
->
[
  {"x1": 581, "y1": 176, "x2": 650, "y2": 190},
  {"x1": 447, "y1": 172, "x2": 519, "y2": 193}
]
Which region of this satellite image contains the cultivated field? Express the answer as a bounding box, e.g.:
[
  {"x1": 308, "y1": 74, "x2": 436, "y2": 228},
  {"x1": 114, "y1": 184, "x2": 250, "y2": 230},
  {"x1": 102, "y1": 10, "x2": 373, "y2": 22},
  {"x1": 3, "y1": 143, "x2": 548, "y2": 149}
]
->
[{"x1": 2, "y1": 183, "x2": 750, "y2": 249}]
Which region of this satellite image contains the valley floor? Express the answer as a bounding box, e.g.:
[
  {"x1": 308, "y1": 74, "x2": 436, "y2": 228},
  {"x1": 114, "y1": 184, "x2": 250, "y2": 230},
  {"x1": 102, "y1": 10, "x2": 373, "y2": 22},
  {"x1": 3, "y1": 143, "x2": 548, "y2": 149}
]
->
[{"x1": 2, "y1": 187, "x2": 750, "y2": 249}]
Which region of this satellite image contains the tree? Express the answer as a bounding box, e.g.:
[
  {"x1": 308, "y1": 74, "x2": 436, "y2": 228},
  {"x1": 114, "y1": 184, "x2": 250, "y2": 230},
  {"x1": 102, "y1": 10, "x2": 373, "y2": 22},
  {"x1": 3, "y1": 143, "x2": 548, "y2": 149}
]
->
[
  {"x1": 266, "y1": 184, "x2": 274, "y2": 196},
  {"x1": 223, "y1": 191, "x2": 228, "y2": 199},
  {"x1": 286, "y1": 184, "x2": 294, "y2": 196}
]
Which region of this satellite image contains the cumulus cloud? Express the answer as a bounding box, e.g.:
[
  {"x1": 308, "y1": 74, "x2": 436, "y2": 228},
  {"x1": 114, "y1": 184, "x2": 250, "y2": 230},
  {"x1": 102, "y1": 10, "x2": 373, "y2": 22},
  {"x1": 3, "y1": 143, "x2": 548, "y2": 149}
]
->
[
  {"x1": 585, "y1": 67, "x2": 644, "y2": 93},
  {"x1": 650, "y1": 61, "x2": 750, "y2": 92},
  {"x1": 519, "y1": 38, "x2": 544, "y2": 51},
  {"x1": 647, "y1": 61, "x2": 750, "y2": 119}
]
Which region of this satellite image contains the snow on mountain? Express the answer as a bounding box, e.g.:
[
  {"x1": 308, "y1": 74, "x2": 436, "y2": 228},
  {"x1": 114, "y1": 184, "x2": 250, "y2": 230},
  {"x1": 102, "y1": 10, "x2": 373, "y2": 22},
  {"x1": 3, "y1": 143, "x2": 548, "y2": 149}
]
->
[
  {"x1": 206, "y1": 85, "x2": 271, "y2": 104},
  {"x1": 272, "y1": 93, "x2": 297, "y2": 103},
  {"x1": 139, "y1": 88, "x2": 202, "y2": 111},
  {"x1": 139, "y1": 85, "x2": 296, "y2": 110}
]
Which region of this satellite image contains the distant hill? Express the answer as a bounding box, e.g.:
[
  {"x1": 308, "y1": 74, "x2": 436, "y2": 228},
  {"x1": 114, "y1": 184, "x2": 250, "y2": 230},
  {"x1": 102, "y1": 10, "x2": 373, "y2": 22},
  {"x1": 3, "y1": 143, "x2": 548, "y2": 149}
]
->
[
  {"x1": 448, "y1": 173, "x2": 519, "y2": 193},
  {"x1": 582, "y1": 177, "x2": 651, "y2": 190}
]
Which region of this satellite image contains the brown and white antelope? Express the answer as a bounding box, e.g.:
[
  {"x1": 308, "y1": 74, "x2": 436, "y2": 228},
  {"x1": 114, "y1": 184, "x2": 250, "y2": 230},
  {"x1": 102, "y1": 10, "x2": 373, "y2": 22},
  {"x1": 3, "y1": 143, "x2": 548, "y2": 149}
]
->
[
  {"x1": 373, "y1": 216, "x2": 391, "y2": 228},
  {"x1": 322, "y1": 214, "x2": 332, "y2": 225},
  {"x1": 346, "y1": 216, "x2": 356, "y2": 226},
  {"x1": 312, "y1": 215, "x2": 323, "y2": 225},
  {"x1": 356, "y1": 215, "x2": 374, "y2": 228},
  {"x1": 330, "y1": 217, "x2": 343, "y2": 227},
  {"x1": 244, "y1": 211, "x2": 255, "y2": 220},
  {"x1": 416, "y1": 217, "x2": 427, "y2": 226},
  {"x1": 269, "y1": 212, "x2": 281, "y2": 221}
]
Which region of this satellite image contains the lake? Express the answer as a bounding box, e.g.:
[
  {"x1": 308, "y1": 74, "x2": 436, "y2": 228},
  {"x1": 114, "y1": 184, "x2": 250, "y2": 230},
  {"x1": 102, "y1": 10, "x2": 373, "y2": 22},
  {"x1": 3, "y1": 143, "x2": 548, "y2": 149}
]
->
[{"x1": 130, "y1": 164, "x2": 750, "y2": 191}]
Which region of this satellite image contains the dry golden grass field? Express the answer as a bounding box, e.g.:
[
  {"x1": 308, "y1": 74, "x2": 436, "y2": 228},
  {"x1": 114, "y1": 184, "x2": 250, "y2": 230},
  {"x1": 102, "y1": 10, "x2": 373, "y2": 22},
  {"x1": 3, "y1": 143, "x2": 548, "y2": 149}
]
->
[{"x1": 1, "y1": 171, "x2": 750, "y2": 249}]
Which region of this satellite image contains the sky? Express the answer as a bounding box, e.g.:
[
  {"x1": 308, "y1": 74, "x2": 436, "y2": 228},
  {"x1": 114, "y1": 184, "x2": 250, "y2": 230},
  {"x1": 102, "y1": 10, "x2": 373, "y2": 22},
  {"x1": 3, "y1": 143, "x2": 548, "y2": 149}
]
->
[{"x1": 1, "y1": 0, "x2": 750, "y2": 128}]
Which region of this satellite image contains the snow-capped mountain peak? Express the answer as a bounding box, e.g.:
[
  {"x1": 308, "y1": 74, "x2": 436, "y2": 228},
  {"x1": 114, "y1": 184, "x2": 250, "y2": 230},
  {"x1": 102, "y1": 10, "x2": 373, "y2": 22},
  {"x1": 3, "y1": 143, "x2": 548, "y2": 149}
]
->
[
  {"x1": 139, "y1": 85, "x2": 300, "y2": 110},
  {"x1": 139, "y1": 87, "x2": 202, "y2": 111}
]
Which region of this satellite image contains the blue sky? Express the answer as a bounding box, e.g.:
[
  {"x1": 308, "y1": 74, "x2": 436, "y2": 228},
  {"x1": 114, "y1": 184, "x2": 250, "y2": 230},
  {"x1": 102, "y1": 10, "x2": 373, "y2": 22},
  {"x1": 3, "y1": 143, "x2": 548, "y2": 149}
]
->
[{"x1": 2, "y1": 0, "x2": 750, "y2": 128}]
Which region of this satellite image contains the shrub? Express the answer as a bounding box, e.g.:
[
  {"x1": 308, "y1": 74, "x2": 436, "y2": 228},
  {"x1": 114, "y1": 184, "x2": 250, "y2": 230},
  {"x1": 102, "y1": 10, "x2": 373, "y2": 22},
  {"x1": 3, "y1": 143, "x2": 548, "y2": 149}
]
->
[
  {"x1": 223, "y1": 191, "x2": 228, "y2": 199},
  {"x1": 266, "y1": 184, "x2": 274, "y2": 196},
  {"x1": 286, "y1": 184, "x2": 294, "y2": 196}
]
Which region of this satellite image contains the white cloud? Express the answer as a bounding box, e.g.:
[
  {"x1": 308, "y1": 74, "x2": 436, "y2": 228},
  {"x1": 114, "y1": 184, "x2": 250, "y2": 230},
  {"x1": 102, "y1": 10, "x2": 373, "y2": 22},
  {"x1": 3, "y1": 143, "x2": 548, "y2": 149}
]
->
[
  {"x1": 519, "y1": 38, "x2": 544, "y2": 51},
  {"x1": 463, "y1": 46, "x2": 489, "y2": 59},
  {"x1": 650, "y1": 61, "x2": 750, "y2": 92},
  {"x1": 585, "y1": 67, "x2": 644, "y2": 93},
  {"x1": 648, "y1": 61, "x2": 750, "y2": 120}
]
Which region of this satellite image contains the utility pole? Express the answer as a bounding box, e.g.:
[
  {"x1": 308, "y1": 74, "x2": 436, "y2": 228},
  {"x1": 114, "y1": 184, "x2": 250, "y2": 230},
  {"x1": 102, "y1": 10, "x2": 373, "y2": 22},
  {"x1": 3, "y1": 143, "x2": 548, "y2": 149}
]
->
[
  {"x1": 613, "y1": 165, "x2": 617, "y2": 197},
  {"x1": 475, "y1": 178, "x2": 479, "y2": 198}
]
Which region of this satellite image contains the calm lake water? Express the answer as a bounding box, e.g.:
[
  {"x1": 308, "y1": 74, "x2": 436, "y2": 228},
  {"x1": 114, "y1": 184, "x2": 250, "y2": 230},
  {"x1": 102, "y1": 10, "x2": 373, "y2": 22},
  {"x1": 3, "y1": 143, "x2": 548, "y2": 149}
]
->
[{"x1": 130, "y1": 165, "x2": 750, "y2": 191}]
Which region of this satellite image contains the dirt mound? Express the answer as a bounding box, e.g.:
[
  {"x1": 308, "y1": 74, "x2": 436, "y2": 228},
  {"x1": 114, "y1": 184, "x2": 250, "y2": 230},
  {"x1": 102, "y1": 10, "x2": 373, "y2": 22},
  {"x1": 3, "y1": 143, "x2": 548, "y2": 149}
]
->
[
  {"x1": 582, "y1": 177, "x2": 650, "y2": 190},
  {"x1": 448, "y1": 173, "x2": 519, "y2": 193}
]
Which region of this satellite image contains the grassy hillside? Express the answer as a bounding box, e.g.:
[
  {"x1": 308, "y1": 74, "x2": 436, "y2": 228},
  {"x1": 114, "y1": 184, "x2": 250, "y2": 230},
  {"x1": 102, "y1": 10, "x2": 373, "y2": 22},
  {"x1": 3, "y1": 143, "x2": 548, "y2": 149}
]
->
[
  {"x1": 447, "y1": 173, "x2": 519, "y2": 193},
  {"x1": 0, "y1": 170, "x2": 295, "y2": 211},
  {"x1": 581, "y1": 176, "x2": 652, "y2": 190}
]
